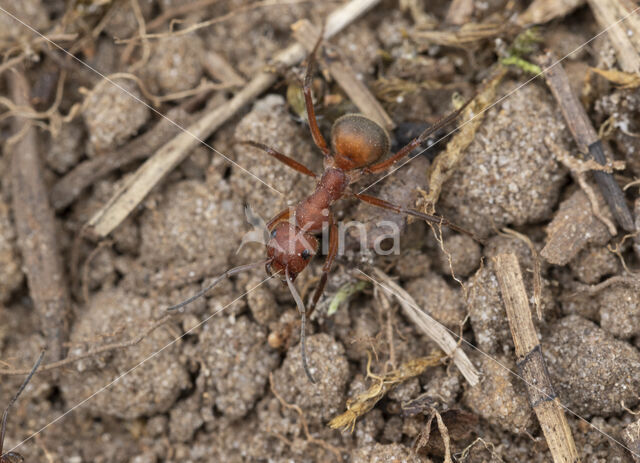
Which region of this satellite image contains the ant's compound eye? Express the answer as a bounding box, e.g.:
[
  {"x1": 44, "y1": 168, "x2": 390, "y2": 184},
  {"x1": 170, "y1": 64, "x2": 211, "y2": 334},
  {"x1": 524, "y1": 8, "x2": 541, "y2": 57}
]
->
[{"x1": 302, "y1": 249, "x2": 311, "y2": 260}]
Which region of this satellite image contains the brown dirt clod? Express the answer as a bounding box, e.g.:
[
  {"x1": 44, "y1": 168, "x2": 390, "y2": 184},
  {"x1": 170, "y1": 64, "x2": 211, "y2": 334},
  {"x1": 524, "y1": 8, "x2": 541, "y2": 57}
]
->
[
  {"x1": 439, "y1": 83, "x2": 569, "y2": 238},
  {"x1": 541, "y1": 188, "x2": 614, "y2": 265},
  {"x1": 194, "y1": 314, "x2": 279, "y2": 420},
  {"x1": 272, "y1": 333, "x2": 350, "y2": 424},
  {"x1": 543, "y1": 315, "x2": 640, "y2": 416},
  {"x1": 59, "y1": 288, "x2": 190, "y2": 419},
  {"x1": 82, "y1": 78, "x2": 151, "y2": 154}
]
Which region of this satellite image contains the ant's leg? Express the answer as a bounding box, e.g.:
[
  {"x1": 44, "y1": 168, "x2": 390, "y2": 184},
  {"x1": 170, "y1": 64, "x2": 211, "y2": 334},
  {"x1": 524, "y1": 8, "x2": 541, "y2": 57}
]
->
[
  {"x1": 167, "y1": 260, "x2": 270, "y2": 311},
  {"x1": 354, "y1": 193, "x2": 478, "y2": 240},
  {"x1": 303, "y1": 32, "x2": 331, "y2": 157},
  {"x1": 362, "y1": 95, "x2": 474, "y2": 175},
  {"x1": 307, "y1": 213, "x2": 339, "y2": 318},
  {"x1": 1, "y1": 350, "x2": 45, "y2": 456},
  {"x1": 237, "y1": 140, "x2": 317, "y2": 177}
]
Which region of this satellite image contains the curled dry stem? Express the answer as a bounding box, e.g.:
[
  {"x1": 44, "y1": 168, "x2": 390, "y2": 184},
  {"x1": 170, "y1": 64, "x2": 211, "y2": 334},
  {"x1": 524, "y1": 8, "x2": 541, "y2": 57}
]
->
[{"x1": 328, "y1": 351, "x2": 444, "y2": 431}]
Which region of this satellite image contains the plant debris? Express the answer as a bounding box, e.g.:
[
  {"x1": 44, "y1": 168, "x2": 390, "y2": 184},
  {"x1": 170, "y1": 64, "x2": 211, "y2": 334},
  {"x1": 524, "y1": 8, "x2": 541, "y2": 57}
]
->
[{"x1": 328, "y1": 352, "x2": 444, "y2": 432}]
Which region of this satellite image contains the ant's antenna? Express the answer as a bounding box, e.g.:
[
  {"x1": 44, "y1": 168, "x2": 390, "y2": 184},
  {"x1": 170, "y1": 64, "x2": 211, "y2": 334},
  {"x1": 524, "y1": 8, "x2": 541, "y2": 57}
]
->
[
  {"x1": 1, "y1": 349, "x2": 45, "y2": 457},
  {"x1": 285, "y1": 267, "x2": 316, "y2": 384},
  {"x1": 167, "y1": 259, "x2": 271, "y2": 312}
]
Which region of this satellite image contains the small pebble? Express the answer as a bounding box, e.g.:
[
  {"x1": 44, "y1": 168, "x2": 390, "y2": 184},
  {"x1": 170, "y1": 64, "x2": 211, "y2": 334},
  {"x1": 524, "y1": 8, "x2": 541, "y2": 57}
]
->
[
  {"x1": 83, "y1": 78, "x2": 150, "y2": 153},
  {"x1": 272, "y1": 333, "x2": 349, "y2": 423},
  {"x1": 464, "y1": 354, "x2": 532, "y2": 433}
]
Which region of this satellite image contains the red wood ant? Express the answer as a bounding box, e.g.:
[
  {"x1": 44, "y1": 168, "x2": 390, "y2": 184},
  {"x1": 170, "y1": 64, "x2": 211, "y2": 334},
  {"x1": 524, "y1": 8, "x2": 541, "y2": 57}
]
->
[
  {"x1": 168, "y1": 36, "x2": 474, "y2": 383},
  {"x1": 1, "y1": 351, "x2": 45, "y2": 463}
]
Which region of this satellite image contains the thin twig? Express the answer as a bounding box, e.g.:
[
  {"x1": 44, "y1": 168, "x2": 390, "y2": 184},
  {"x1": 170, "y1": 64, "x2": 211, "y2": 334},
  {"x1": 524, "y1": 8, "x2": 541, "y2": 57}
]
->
[
  {"x1": 536, "y1": 52, "x2": 635, "y2": 232},
  {"x1": 494, "y1": 253, "x2": 580, "y2": 463},
  {"x1": 545, "y1": 136, "x2": 619, "y2": 236},
  {"x1": 51, "y1": 106, "x2": 197, "y2": 210},
  {"x1": 570, "y1": 274, "x2": 640, "y2": 296},
  {"x1": 7, "y1": 69, "x2": 70, "y2": 362}
]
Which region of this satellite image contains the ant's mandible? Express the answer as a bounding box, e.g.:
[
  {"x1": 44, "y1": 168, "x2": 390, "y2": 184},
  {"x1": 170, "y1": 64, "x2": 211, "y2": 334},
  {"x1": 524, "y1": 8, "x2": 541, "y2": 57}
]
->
[
  {"x1": 168, "y1": 34, "x2": 474, "y2": 383},
  {"x1": 1, "y1": 351, "x2": 45, "y2": 463}
]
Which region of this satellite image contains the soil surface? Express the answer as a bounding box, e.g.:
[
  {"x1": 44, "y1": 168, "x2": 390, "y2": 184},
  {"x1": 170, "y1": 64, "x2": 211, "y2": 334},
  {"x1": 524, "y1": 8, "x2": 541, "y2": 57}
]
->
[{"x1": 1, "y1": 1, "x2": 640, "y2": 462}]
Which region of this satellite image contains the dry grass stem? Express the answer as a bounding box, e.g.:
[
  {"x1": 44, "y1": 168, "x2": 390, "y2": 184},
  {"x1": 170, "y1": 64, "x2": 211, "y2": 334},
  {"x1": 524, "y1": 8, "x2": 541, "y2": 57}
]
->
[
  {"x1": 501, "y1": 228, "x2": 543, "y2": 320},
  {"x1": 494, "y1": 253, "x2": 580, "y2": 463},
  {"x1": 370, "y1": 268, "x2": 480, "y2": 386},
  {"x1": 537, "y1": 52, "x2": 634, "y2": 232},
  {"x1": 586, "y1": 0, "x2": 640, "y2": 73},
  {"x1": 589, "y1": 67, "x2": 640, "y2": 88},
  {"x1": 411, "y1": 23, "x2": 514, "y2": 49},
  {"x1": 51, "y1": 106, "x2": 197, "y2": 210}
]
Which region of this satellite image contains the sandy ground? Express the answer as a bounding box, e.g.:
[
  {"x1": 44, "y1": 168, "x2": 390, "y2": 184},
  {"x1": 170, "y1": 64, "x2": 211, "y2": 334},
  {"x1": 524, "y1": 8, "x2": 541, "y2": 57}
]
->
[{"x1": 1, "y1": 0, "x2": 640, "y2": 461}]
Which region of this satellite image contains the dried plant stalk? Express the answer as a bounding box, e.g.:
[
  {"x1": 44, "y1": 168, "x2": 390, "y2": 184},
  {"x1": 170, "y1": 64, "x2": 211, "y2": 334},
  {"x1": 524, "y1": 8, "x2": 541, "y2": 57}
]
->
[
  {"x1": 536, "y1": 52, "x2": 635, "y2": 232},
  {"x1": 494, "y1": 253, "x2": 580, "y2": 463},
  {"x1": 328, "y1": 352, "x2": 444, "y2": 431},
  {"x1": 501, "y1": 228, "x2": 543, "y2": 320},
  {"x1": 8, "y1": 70, "x2": 70, "y2": 361},
  {"x1": 411, "y1": 23, "x2": 514, "y2": 49},
  {"x1": 587, "y1": 0, "x2": 640, "y2": 73},
  {"x1": 517, "y1": 0, "x2": 585, "y2": 26},
  {"x1": 370, "y1": 268, "x2": 480, "y2": 386}
]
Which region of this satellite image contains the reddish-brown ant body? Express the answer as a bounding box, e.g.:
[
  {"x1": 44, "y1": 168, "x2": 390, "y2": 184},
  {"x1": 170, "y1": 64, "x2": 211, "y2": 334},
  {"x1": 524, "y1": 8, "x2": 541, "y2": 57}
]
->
[
  {"x1": 1, "y1": 351, "x2": 45, "y2": 463},
  {"x1": 169, "y1": 36, "x2": 473, "y2": 383}
]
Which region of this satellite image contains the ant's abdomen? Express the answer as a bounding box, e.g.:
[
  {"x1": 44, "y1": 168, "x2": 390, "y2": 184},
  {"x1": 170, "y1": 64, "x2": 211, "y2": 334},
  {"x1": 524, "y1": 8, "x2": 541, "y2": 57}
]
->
[{"x1": 331, "y1": 114, "x2": 390, "y2": 170}]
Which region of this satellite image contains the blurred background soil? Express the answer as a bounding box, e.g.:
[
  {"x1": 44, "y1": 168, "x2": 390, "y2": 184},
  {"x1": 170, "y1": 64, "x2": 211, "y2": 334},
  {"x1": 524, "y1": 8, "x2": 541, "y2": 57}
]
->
[{"x1": 0, "y1": 0, "x2": 640, "y2": 461}]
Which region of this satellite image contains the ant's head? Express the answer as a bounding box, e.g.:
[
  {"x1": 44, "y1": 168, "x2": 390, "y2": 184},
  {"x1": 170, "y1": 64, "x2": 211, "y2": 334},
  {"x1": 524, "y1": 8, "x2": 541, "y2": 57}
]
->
[
  {"x1": 266, "y1": 222, "x2": 318, "y2": 281},
  {"x1": 331, "y1": 114, "x2": 390, "y2": 170}
]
